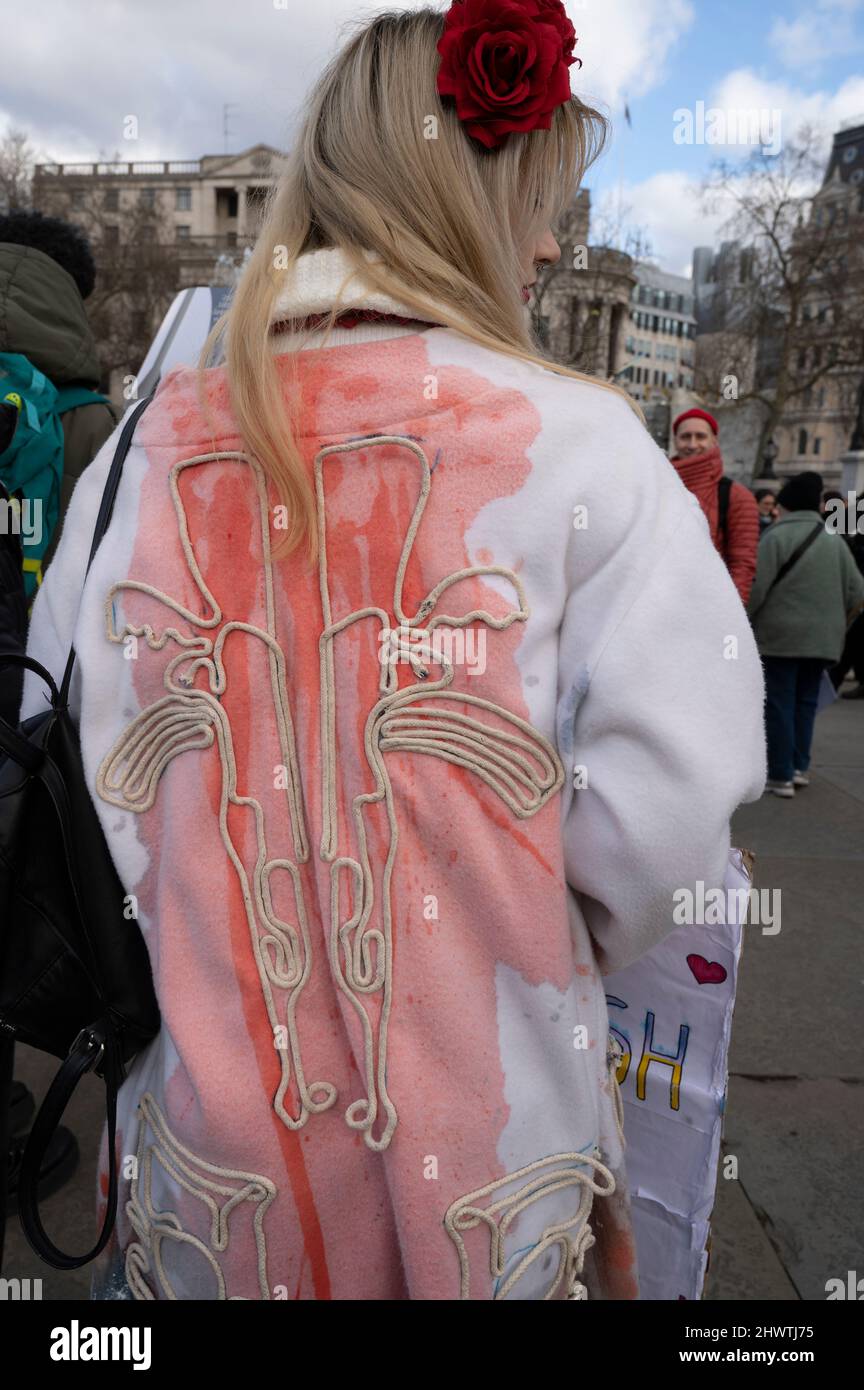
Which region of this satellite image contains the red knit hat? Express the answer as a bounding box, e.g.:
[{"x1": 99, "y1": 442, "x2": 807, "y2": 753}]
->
[{"x1": 673, "y1": 408, "x2": 719, "y2": 437}]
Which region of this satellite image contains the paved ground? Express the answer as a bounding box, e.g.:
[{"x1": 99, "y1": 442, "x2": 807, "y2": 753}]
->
[
  {"x1": 705, "y1": 691, "x2": 864, "y2": 1301},
  {"x1": 3, "y1": 696, "x2": 861, "y2": 1301}
]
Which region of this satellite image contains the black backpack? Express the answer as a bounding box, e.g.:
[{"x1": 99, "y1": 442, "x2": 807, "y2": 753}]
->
[
  {"x1": 0, "y1": 393, "x2": 160, "y2": 1269},
  {"x1": 0, "y1": 399, "x2": 28, "y2": 727}
]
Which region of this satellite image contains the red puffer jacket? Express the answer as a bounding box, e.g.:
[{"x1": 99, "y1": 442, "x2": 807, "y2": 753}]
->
[{"x1": 670, "y1": 446, "x2": 760, "y2": 606}]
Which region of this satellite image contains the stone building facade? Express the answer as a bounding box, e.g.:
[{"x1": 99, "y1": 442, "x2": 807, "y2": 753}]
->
[
  {"x1": 33, "y1": 143, "x2": 286, "y2": 285},
  {"x1": 535, "y1": 190, "x2": 636, "y2": 381},
  {"x1": 775, "y1": 118, "x2": 864, "y2": 483}
]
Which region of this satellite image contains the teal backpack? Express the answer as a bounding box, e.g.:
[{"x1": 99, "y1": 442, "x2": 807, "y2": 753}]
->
[{"x1": 0, "y1": 351, "x2": 111, "y2": 601}]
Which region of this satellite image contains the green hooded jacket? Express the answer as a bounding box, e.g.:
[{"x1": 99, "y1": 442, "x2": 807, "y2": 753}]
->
[
  {"x1": 0, "y1": 241, "x2": 119, "y2": 571},
  {"x1": 748, "y1": 509, "x2": 864, "y2": 663}
]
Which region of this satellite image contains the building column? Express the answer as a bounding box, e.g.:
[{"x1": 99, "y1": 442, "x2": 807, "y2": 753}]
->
[
  {"x1": 597, "y1": 301, "x2": 613, "y2": 377},
  {"x1": 236, "y1": 187, "x2": 247, "y2": 239},
  {"x1": 571, "y1": 301, "x2": 590, "y2": 363},
  {"x1": 609, "y1": 304, "x2": 628, "y2": 378}
]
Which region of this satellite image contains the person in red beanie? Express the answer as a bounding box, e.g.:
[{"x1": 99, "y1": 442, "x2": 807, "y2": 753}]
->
[{"x1": 670, "y1": 409, "x2": 760, "y2": 605}]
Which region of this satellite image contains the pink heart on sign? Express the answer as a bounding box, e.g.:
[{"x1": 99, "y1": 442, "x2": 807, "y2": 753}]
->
[{"x1": 686, "y1": 954, "x2": 727, "y2": 986}]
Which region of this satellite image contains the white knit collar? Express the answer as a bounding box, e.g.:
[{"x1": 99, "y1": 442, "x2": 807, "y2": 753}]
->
[{"x1": 269, "y1": 245, "x2": 436, "y2": 325}]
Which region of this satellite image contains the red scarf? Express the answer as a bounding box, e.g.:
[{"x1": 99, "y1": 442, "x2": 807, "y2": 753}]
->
[
  {"x1": 669, "y1": 444, "x2": 723, "y2": 492},
  {"x1": 668, "y1": 444, "x2": 725, "y2": 550}
]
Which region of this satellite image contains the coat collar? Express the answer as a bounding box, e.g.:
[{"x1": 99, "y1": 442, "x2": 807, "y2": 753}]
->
[{"x1": 269, "y1": 245, "x2": 439, "y2": 327}]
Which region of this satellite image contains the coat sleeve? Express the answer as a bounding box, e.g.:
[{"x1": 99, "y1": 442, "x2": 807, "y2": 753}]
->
[
  {"x1": 557, "y1": 483, "x2": 766, "y2": 976},
  {"x1": 725, "y1": 482, "x2": 761, "y2": 606}
]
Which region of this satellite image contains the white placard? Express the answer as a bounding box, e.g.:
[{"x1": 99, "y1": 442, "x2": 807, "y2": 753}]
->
[{"x1": 604, "y1": 848, "x2": 751, "y2": 1300}]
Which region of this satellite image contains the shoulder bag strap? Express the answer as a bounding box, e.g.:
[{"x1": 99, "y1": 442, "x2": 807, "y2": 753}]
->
[
  {"x1": 717, "y1": 476, "x2": 732, "y2": 550},
  {"x1": 18, "y1": 1021, "x2": 123, "y2": 1268},
  {"x1": 750, "y1": 521, "x2": 823, "y2": 621}
]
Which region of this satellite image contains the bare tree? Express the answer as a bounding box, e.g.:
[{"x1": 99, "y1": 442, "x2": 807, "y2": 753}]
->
[
  {"x1": 587, "y1": 196, "x2": 655, "y2": 264},
  {"x1": 38, "y1": 168, "x2": 181, "y2": 386},
  {"x1": 0, "y1": 127, "x2": 38, "y2": 210},
  {"x1": 697, "y1": 125, "x2": 864, "y2": 463}
]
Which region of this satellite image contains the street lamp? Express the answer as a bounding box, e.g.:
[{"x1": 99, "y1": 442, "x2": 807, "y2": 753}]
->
[{"x1": 758, "y1": 436, "x2": 779, "y2": 481}]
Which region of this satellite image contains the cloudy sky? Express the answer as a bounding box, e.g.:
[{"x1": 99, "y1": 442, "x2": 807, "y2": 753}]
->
[{"x1": 4, "y1": 0, "x2": 864, "y2": 272}]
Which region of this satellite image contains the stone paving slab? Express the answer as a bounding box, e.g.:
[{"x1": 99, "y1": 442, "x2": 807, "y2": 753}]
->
[{"x1": 717, "y1": 1076, "x2": 864, "y2": 1303}]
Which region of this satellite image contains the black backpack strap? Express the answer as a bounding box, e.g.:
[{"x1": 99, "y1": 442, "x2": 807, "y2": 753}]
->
[
  {"x1": 14, "y1": 749, "x2": 124, "y2": 1267},
  {"x1": 0, "y1": 1029, "x2": 14, "y2": 1273},
  {"x1": 59, "y1": 393, "x2": 154, "y2": 708},
  {"x1": 17, "y1": 1021, "x2": 124, "y2": 1269},
  {"x1": 717, "y1": 476, "x2": 732, "y2": 551}
]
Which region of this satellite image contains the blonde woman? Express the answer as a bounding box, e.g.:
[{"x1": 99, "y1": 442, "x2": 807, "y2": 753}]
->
[{"x1": 23, "y1": 2, "x2": 765, "y2": 1301}]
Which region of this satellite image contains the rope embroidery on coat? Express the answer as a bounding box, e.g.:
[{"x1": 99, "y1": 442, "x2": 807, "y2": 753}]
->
[
  {"x1": 125, "y1": 1092, "x2": 276, "y2": 1301},
  {"x1": 88, "y1": 434, "x2": 632, "y2": 1300},
  {"x1": 97, "y1": 451, "x2": 332, "y2": 1133},
  {"x1": 314, "y1": 436, "x2": 564, "y2": 1149},
  {"x1": 443, "y1": 1150, "x2": 616, "y2": 1300},
  {"x1": 96, "y1": 437, "x2": 564, "y2": 1157}
]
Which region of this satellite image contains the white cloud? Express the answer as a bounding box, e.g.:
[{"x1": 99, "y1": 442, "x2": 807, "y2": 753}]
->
[
  {"x1": 709, "y1": 68, "x2": 864, "y2": 154},
  {"x1": 600, "y1": 60, "x2": 864, "y2": 273},
  {"x1": 565, "y1": 0, "x2": 695, "y2": 113},
  {"x1": 769, "y1": 0, "x2": 864, "y2": 72},
  {"x1": 595, "y1": 172, "x2": 732, "y2": 276},
  {"x1": 2, "y1": 0, "x2": 694, "y2": 164}
]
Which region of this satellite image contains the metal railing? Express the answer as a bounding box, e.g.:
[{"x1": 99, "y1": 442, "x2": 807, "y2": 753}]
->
[{"x1": 34, "y1": 160, "x2": 206, "y2": 178}]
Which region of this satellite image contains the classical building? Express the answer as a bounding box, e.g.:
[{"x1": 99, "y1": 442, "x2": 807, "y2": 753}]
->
[
  {"x1": 535, "y1": 189, "x2": 636, "y2": 382},
  {"x1": 687, "y1": 121, "x2": 864, "y2": 485},
  {"x1": 620, "y1": 264, "x2": 696, "y2": 406},
  {"x1": 774, "y1": 118, "x2": 864, "y2": 482},
  {"x1": 32, "y1": 143, "x2": 286, "y2": 284},
  {"x1": 31, "y1": 144, "x2": 288, "y2": 397}
]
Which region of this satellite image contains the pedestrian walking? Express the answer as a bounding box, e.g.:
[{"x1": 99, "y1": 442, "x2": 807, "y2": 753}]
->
[
  {"x1": 827, "y1": 496, "x2": 864, "y2": 699},
  {"x1": 754, "y1": 487, "x2": 778, "y2": 536},
  {"x1": 748, "y1": 471, "x2": 864, "y2": 797}
]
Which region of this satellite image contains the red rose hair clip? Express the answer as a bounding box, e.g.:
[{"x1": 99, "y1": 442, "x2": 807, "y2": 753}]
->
[{"x1": 436, "y1": 0, "x2": 581, "y2": 151}]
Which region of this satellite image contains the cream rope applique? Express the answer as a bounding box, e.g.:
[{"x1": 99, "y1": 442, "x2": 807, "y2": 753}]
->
[
  {"x1": 125, "y1": 1092, "x2": 277, "y2": 1301},
  {"x1": 97, "y1": 452, "x2": 335, "y2": 1133},
  {"x1": 443, "y1": 1150, "x2": 615, "y2": 1301},
  {"x1": 607, "y1": 1033, "x2": 627, "y2": 1150},
  {"x1": 315, "y1": 436, "x2": 565, "y2": 1151}
]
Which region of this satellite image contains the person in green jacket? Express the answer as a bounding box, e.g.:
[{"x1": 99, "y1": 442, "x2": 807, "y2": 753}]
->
[
  {"x1": 0, "y1": 210, "x2": 119, "y2": 573},
  {"x1": 748, "y1": 470, "x2": 864, "y2": 798}
]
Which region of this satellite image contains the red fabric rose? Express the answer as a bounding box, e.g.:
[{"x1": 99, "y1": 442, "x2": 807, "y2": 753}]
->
[{"x1": 437, "y1": 0, "x2": 580, "y2": 151}]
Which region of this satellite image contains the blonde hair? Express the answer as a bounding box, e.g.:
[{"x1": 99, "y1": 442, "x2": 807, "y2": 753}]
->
[{"x1": 199, "y1": 5, "x2": 637, "y2": 564}]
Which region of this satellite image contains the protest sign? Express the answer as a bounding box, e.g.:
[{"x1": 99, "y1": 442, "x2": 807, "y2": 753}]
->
[{"x1": 604, "y1": 847, "x2": 752, "y2": 1300}]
